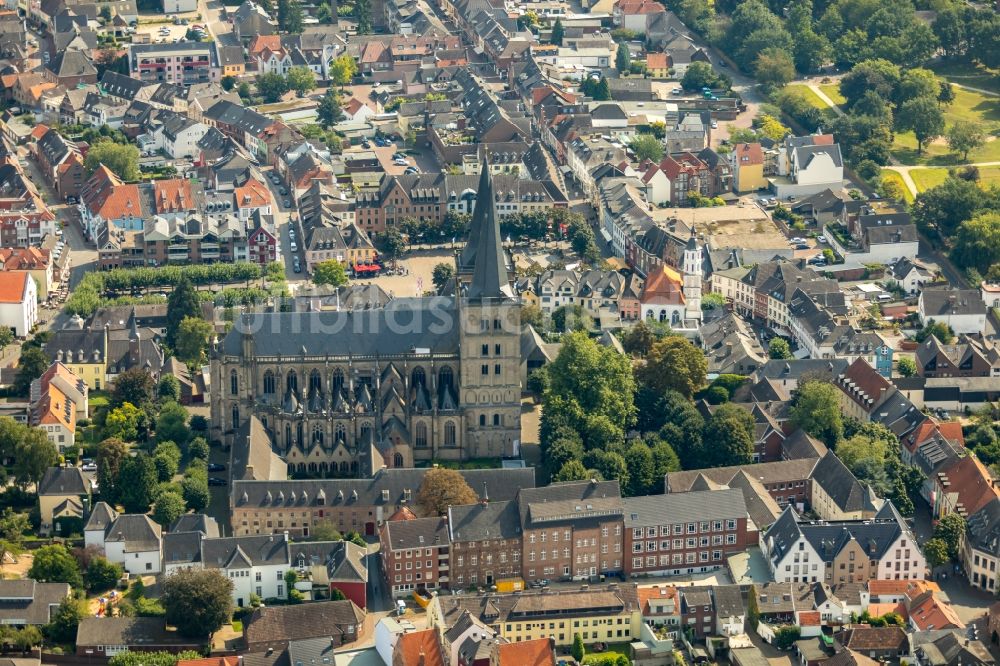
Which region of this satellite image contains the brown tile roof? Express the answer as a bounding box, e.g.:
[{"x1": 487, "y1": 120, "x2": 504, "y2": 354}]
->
[
  {"x1": 837, "y1": 357, "x2": 893, "y2": 411},
  {"x1": 395, "y1": 629, "x2": 445, "y2": 666},
  {"x1": 734, "y1": 143, "x2": 763, "y2": 166},
  {"x1": 249, "y1": 34, "x2": 282, "y2": 56},
  {"x1": 936, "y1": 455, "x2": 1000, "y2": 517},
  {"x1": 496, "y1": 638, "x2": 554, "y2": 666},
  {"x1": 908, "y1": 591, "x2": 964, "y2": 631},
  {"x1": 838, "y1": 626, "x2": 908, "y2": 652},
  {"x1": 234, "y1": 178, "x2": 271, "y2": 210},
  {"x1": 0, "y1": 246, "x2": 50, "y2": 270},
  {"x1": 243, "y1": 600, "x2": 365, "y2": 645},
  {"x1": 646, "y1": 53, "x2": 668, "y2": 69}
]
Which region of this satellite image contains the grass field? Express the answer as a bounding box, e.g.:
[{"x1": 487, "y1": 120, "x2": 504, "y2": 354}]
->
[
  {"x1": 784, "y1": 84, "x2": 833, "y2": 111},
  {"x1": 880, "y1": 170, "x2": 914, "y2": 203},
  {"x1": 582, "y1": 643, "x2": 632, "y2": 665},
  {"x1": 892, "y1": 86, "x2": 1000, "y2": 165},
  {"x1": 818, "y1": 83, "x2": 847, "y2": 106},
  {"x1": 930, "y1": 61, "x2": 1000, "y2": 95},
  {"x1": 908, "y1": 165, "x2": 1000, "y2": 193}
]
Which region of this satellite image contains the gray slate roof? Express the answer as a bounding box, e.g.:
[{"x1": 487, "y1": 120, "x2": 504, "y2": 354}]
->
[
  {"x1": 38, "y1": 467, "x2": 88, "y2": 496},
  {"x1": 383, "y1": 516, "x2": 449, "y2": 551},
  {"x1": 448, "y1": 500, "x2": 522, "y2": 543},
  {"x1": 623, "y1": 489, "x2": 746, "y2": 528}
]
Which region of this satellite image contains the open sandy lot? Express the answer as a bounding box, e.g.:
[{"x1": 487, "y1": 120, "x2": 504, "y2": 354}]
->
[{"x1": 652, "y1": 203, "x2": 788, "y2": 250}]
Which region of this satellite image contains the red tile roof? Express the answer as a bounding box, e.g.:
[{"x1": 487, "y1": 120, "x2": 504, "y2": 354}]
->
[
  {"x1": 496, "y1": 638, "x2": 555, "y2": 666},
  {"x1": 734, "y1": 143, "x2": 764, "y2": 166},
  {"x1": 394, "y1": 629, "x2": 445, "y2": 666},
  {"x1": 248, "y1": 35, "x2": 281, "y2": 56},
  {"x1": 153, "y1": 178, "x2": 194, "y2": 214},
  {"x1": 0, "y1": 272, "x2": 30, "y2": 303},
  {"x1": 646, "y1": 53, "x2": 668, "y2": 69},
  {"x1": 936, "y1": 455, "x2": 1000, "y2": 517},
  {"x1": 838, "y1": 358, "x2": 892, "y2": 411},
  {"x1": 0, "y1": 247, "x2": 50, "y2": 270},
  {"x1": 234, "y1": 178, "x2": 271, "y2": 210}
]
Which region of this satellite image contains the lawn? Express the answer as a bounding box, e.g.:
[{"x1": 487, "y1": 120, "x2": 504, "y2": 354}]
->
[
  {"x1": 784, "y1": 84, "x2": 833, "y2": 111},
  {"x1": 930, "y1": 61, "x2": 1000, "y2": 96},
  {"x1": 582, "y1": 643, "x2": 632, "y2": 665},
  {"x1": 892, "y1": 86, "x2": 1000, "y2": 165},
  {"x1": 818, "y1": 83, "x2": 846, "y2": 106},
  {"x1": 880, "y1": 170, "x2": 913, "y2": 203},
  {"x1": 909, "y1": 168, "x2": 949, "y2": 193},
  {"x1": 908, "y1": 166, "x2": 1000, "y2": 193}
]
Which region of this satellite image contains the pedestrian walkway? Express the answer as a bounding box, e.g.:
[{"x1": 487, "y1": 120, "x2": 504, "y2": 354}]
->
[{"x1": 884, "y1": 161, "x2": 1000, "y2": 197}]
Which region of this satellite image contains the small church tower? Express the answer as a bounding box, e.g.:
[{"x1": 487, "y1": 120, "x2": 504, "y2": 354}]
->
[{"x1": 682, "y1": 230, "x2": 703, "y2": 325}]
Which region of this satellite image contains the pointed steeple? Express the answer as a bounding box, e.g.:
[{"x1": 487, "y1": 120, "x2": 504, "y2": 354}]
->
[
  {"x1": 466, "y1": 159, "x2": 509, "y2": 300},
  {"x1": 459, "y1": 161, "x2": 490, "y2": 271}
]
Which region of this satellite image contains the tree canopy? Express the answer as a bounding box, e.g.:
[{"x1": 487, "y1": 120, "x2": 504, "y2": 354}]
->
[
  {"x1": 789, "y1": 381, "x2": 844, "y2": 448},
  {"x1": 416, "y1": 468, "x2": 479, "y2": 515},
  {"x1": 162, "y1": 569, "x2": 234, "y2": 638}
]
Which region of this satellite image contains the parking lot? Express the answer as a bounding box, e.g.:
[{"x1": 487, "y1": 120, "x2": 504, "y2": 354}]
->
[{"x1": 134, "y1": 12, "x2": 206, "y2": 45}]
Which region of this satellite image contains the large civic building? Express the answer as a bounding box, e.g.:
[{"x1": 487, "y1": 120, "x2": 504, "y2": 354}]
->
[{"x1": 210, "y1": 164, "x2": 522, "y2": 475}]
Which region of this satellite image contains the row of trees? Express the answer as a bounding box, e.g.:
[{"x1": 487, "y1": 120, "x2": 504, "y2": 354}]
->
[
  {"x1": 257, "y1": 67, "x2": 317, "y2": 103},
  {"x1": 910, "y1": 175, "x2": 1000, "y2": 277}
]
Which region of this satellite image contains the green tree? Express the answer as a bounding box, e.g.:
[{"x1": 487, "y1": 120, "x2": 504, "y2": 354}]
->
[
  {"x1": 44, "y1": 597, "x2": 85, "y2": 643},
  {"x1": 952, "y1": 212, "x2": 1000, "y2": 275},
  {"x1": 221, "y1": 75, "x2": 237, "y2": 91},
  {"x1": 189, "y1": 437, "x2": 209, "y2": 460},
  {"x1": 681, "y1": 61, "x2": 726, "y2": 91},
  {"x1": 635, "y1": 337, "x2": 707, "y2": 399},
  {"x1": 182, "y1": 476, "x2": 209, "y2": 512},
  {"x1": 162, "y1": 569, "x2": 234, "y2": 638},
  {"x1": 166, "y1": 278, "x2": 200, "y2": 349},
  {"x1": 378, "y1": 230, "x2": 406, "y2": 265},
  {"x1": 0, "y1": 327, "x2": 13, "y2": 354},
  {"x1": 112, "y1": 367, "x2": 155, "y2": 408},
  {"x1": 572, "y1": 633, "x2": 586, "y2": 662},
  {"x1": 912, "y1": 176, "x2": 991, "y2": 239},
  {"x1": 630, "y1": 134, "x2": 664, "y2": 163},
  {"x1": 754, "y1": 47, "x2": 795, "y2": 88},
  {"x1": 790, "y1": 381, "x2": 843, "y2": 448},
  {"x1": 86, "y1": 556, "x2": 123, "y2": 592},
  {"x1": 622, "y1": 441, "x2": 654, "y2": 496},
  {"x1": 156, "y1": 401, "x2": 190, "y2": 447},
  {"x1": 923, "y1": 537, "x2": 949, "y2": 568},
  {"x1": 158, "y1": 374, "x2": 181, "y2": 402},
  {"x1": 616, "y1": 42, "x2": 631, "y2": 72},
  {"x1": 108, "y1": 653, "x2": 202, "y2": 666},
  {"x1": 416, "y1": 468, "x2": 479, "y2": 515},
  {"x1": 153, "y1": 441, "x2": 182, "y2": 482},
  {"x1": 316, "y1": 89, "x2": 344, "y2": 128},
  {"x1": 118, "y1": 454, "x2": 157, "y2": 513},
  {"x1": 256, "y1": 72, "x2": 290, "y2": 103},
  {"x1": 0, "y1": 508, "x2": 29, "y2": 544},
  {"x1": 431, "y1": 263, "x2": 455, "y2": 291},
  {"x1": 312, "y1": 260, "x2": 349, "y2": 287},
  {"x1": 897, "y1": 356, "x2": 916, "y2": 377},
  {"x1": 12, "y1": 427, "x2": 57, "y2": 488},
  {"x1": 768, "y1": 338, "x2": 792, "y2": 359},
  {"x1": 97, "y1": 437, "x2": 128, "y2": 504},
  {"x1": 551, "y1": 17, "x2": 564, "y2": 45},
  {"x1": 13, "y1": 346, "x2": 50, "y2": 396},
  {"x1": 153, "y1": 491, "x2": 186, "y2": 527},
  {"x1": 595, "y1": 77, "x2": 611, "y2": 101},
  {"x1": 354, "y1": 0, "x2": 372, "y2": 33},
  {"x1": 895, "y1": 96, "x2": 945, "y2": 155},
  {"x1": 915, "y1": 320, "x2": 956, "y2": 345},
  {"x1": 933, "y1": 513, "x2": 966, "y2": 560},
  {"x1": 330, "y1": 54, "x2": 358, "y2": 88},
  {"x1": 84, "y1": 140, "x2": 140, "y2": 180},
  {"x1": 703, "y1": 403, "x2": 755, "y2": 467},
  {"x1": 774, "y1": 626, "x2": 801, "y2": 650},
  {"x1": 285, "y1": 0, "x2": 303, "y2": 33},
  {"x1": 175, "y1": 316, "x2": 214, "y2": 366},
  {"x1": 286, "y1": 66, "x2": 315, "y2": 96},
  {"x1": 105, "y1": 402, "x2": 142, "y2": 441},
  {"x1": 28, "y1": 544, "x2": 82, "y2": 587},
  {"x1": 554, "y1": 460, "x2": 590, "y2": 482},
  {"x1": 946, "y1": 121, "x2": 985, "y2": 161}
]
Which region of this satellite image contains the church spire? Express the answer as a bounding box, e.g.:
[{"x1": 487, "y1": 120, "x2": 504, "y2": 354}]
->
[{"x1": 466, "y1": 159, "x2": 508, "y2": 300}]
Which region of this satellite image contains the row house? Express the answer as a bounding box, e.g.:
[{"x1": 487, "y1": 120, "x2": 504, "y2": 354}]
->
[
  {"x1": 915, "y1": 335, "x2": 1000, "y2": 378},
  {"x1": 230, "y1": 468, "x2": 536, "y2": 538},
  {"x1": 448, "y1": 499, "x2": 523, "y2": 590},
  {"x1": 356, "y1": 172, "x2": 563, "y2": 235},
  {"x1": 533, "y1": 269, "x2": 643, "y2": 321},
  {"x1": 137, "y1": 112, "x2": 211, "y2": 160},
  {"x1": 78, "y1": 166, "x2": 148, "y2": 238},
  {"x1": 247, "y1": 209, "x2": 279, "y2": 266},
  {"x1": 622, "y1": 489, "x2": 750, "y2": 578},
  {"x1": 30, "y1": 360, "x2": 87, "y2": 452},
  {"x1": 202, "y1": 100, "x2": 278, "y2": 161},
  {"x1": 519, "y1": 481, "x2": 625, "y2": 583},
  {"x1": 31, "y1": 127, "x2": 85, "y2": 199},
  {"x1": 0, "y1": 246, "x2": 56, "y2": 299},
  {"x1": 427, "y1": 584, "x2": 641, "y2": 648},
  {"x1": 234, "y1": 177, "x2": 273, "y2": 221},
  {"x1": 666, "y1": 451, "x2": 879, "y2": 522},
  {"x1": 142, "y1": 214, "x2": 247, "y2": 265},
  {"x1": 566, "y1": 136, "x2": 629, "y2": 207},
  {"x1": 834, "y1": 358, "x2": 924, "y2": 439},
  {"x1": 380, "y1": 516, "x2": 450, "y2": 598},
  {"x1": 761, "y1": 503, "x2": 925, "y2": 585}
]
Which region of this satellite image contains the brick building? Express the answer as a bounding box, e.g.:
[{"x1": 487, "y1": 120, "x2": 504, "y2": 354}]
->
[
  {"x1": 622, "y1": 489, "x2": 750, "y2": 578},
  {"x1": 380, "y1": 516, "x2": 450, "y2": 598},
  {"x1": 518, "y1": 480, "x2": 624, "y2": 582},
  {"x1": 448, "y1": 499, "x2": 523, "y2": 589}
]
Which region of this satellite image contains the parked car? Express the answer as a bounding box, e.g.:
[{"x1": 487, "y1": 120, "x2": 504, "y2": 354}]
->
[
  {"x1": 711, "y1": 120, "x2": 718, "y2": 129},
  {"x1": 207, "y1": 463, "x2": 226, "y2": 472},
  {"x1": 293, "y1": 257, "x2": 301, "y2": 273},
  {"x1": 817, "y1": 235, "x2": 827, "y2": 244},
  {"x1": 283, "y1": 199, "x2": 291, "y2": 207},
  {"x1": 208, "y1": 477, "x2": 227, "y2": 486},
  {"x1": 290, "y1": 241, "x2": 298, "y2": 252},
  {"x1": 361, "y1": 140, "x2": 371, "y2": 148},
  {"x1": 271, "y1": 175, "x2": 280, "y2": 184},
  {"x1": 278, "y1": 187, "x2": 287, "y2": 195},
  {"x1": 795, "y1": 243, "x2": 810, "y2": 250}
]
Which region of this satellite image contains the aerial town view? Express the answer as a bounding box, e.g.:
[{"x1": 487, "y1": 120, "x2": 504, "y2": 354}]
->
[{"x1": 0, "y1": 0, "x2": 997, "y2": 663}]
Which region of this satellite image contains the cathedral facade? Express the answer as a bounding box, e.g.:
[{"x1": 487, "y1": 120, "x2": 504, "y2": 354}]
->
[{"x1": 210, "y1": 164, "x2": 523, "y2": 476}]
